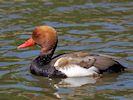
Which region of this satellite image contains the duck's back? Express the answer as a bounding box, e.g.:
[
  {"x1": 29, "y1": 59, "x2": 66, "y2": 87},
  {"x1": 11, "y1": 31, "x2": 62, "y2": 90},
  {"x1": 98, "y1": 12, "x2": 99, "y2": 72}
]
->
[{"x1": 50, "y1": 52, "x2": 125, "y2": 77}]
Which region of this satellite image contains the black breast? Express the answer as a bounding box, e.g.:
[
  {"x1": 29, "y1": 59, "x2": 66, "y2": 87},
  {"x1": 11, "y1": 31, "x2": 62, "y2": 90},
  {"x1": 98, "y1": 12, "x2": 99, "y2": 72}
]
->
[{"x1": 30, "y1": 56, "x2": 67, "y2": 78}]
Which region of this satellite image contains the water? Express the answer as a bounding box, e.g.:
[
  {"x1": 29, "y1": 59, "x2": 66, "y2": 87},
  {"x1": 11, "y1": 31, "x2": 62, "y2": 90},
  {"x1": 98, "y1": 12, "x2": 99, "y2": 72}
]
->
[{"x1": 0, "y1": 0, "x2": 133, "y2": 100}]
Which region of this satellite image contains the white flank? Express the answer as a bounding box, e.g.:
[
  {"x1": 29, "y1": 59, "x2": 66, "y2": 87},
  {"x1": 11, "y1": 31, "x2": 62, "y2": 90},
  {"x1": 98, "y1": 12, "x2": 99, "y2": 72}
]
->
[
  {"x1": 54, "y1": 58, "x2": 99, "y2": 77},
  {"x1": 57, "y1": 65, "x2": 98, "y2": 77}
]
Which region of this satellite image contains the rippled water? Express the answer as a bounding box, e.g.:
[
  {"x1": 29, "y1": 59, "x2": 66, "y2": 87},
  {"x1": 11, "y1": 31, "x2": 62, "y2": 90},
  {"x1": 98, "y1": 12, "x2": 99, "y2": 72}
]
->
[{"x1": 0, "y1": 0, "x2": 133, "y2": 100}]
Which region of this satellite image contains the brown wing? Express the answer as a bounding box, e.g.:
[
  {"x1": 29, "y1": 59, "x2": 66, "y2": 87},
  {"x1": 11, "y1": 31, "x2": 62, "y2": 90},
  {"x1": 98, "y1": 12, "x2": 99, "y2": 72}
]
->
[
  {"x1": 53, "y1": 56, "x2": 96, "y2": 69},
  {"x1": 51, "y1": 52, "x2": 95, "y2": 68},
  {"x1": 92, "y1": 56, "x2": 116, "y2": 70},
  {"x1": 51, "y1": 52, "x2": 125, "y2": 72}
]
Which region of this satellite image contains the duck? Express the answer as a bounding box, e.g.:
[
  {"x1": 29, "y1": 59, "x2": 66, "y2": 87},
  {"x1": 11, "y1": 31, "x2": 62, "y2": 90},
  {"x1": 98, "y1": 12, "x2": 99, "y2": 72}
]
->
[{"x1": 18, "y1": 26, "x2": 126, "y2": 78}]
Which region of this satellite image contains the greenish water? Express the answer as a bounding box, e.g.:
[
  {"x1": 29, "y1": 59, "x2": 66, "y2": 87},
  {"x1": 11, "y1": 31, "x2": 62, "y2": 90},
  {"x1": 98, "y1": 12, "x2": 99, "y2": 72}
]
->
[{"x1": 0, "y1": 0, "x2": 133, "y2": 100}]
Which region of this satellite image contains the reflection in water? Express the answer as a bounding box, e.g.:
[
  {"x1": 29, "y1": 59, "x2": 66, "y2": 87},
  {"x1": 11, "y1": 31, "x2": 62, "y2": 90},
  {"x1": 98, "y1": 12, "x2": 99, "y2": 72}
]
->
[
  {"x1": 59, "y1": 77, "x2": 97, "y2": 87},
  {"x1": 54, "y1": 77, "x2": 97, "y2": 99}
]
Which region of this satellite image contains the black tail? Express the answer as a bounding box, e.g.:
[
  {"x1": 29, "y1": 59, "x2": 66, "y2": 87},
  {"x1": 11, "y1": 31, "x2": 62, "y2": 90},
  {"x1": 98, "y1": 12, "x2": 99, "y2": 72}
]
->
[
  {"x1": 100, "y1": 61, "x2": 126, "y2": 74},
  {"x1": 117, "y1": 62, "x2": 126, "y2": 72}
]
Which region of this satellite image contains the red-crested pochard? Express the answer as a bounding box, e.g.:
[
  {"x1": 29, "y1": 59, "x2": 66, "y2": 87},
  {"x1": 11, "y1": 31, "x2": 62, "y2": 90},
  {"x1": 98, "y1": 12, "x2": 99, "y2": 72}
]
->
[{"x1": 18, "y1": 26, "x2": 126, "y2": 78}]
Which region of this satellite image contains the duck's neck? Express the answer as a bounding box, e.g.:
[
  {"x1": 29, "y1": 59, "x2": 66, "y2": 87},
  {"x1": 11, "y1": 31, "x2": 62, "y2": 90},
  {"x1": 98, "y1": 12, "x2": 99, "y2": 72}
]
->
[
  {"x1": 35, "y1": 51, "x2": 53, "y2": 67},
  {"x1": 37, "y1": 40, "x2": 58, "y2": 65},
  {"x1": 39, "y1": 54, "x2": 52, "y2": 63}
]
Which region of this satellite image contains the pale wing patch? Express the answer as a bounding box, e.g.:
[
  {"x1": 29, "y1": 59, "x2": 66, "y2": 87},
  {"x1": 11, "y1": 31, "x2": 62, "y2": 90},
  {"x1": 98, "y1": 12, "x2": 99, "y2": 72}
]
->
[
  {"x1": 54, "y1": 57, "x2": 70, "y2": 68},
  {"x1": 54, "y1": 58, "x2": 63, "y2": 67},
  {"x1": 54, "y1": 56, "x2": 96, "y2": 69}
]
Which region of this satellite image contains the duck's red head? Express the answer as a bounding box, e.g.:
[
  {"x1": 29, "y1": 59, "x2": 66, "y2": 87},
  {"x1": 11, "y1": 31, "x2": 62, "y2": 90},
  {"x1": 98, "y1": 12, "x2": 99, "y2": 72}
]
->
[{"x1": 18, "y1": 26, "x2": 57, "y2": 54}]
